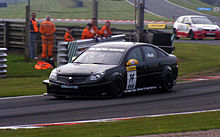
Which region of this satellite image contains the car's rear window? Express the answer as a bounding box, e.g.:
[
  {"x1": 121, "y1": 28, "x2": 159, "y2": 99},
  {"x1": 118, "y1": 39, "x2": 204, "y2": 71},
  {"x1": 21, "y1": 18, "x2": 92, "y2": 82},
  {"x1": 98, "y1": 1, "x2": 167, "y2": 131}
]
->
[
  {"x1": 74, "y1": 47, "x2": 125, "y2": 65},
  {"x1": 191, "y1": 17, "x2": 214, "y2": 25}
]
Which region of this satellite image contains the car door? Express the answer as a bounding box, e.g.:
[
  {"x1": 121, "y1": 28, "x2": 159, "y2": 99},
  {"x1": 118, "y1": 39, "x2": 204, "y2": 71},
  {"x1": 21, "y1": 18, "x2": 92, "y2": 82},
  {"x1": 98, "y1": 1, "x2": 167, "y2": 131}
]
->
[
  {"x1": 174, "y1": 16, "x2": 184, "y2": 31},
  {"x1": 141, "y1": 46, "x2": 162, "y2": 87},
  {"x1": 182, "y1": 17, "x2": 191, "y2": 35},
  {"x1": 125, "y1": 47, "x2": 145, "y2": 90}
]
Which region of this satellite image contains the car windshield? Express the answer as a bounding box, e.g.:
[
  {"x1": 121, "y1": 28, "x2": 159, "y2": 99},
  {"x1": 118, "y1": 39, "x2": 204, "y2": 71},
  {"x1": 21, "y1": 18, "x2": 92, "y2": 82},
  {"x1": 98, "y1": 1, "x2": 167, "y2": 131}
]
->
[
  {"x1": 191, "y1": 17, "x2": 214, "y2": 25},
  {"x1": 73, "y1": 47, "x2": 125, "y2": 65}
]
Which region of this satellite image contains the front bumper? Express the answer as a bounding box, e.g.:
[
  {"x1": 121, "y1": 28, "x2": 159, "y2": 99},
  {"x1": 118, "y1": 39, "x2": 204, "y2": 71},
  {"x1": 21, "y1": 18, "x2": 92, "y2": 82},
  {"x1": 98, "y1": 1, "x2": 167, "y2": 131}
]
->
[
  {"x1": 193, "y1": 30, "x2": 220, "y2": 39},
  {"x1": 43, "y1": 79, "x2": 112, "y2": 97}
]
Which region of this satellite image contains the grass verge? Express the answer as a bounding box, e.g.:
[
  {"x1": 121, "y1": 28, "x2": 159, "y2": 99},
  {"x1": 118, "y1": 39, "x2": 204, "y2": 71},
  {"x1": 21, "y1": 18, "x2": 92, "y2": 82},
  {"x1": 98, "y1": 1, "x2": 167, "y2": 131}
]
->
[
  {"x1": 167, "y1": 0, "x2": 220, "y2": 17},
  {"x1": 0, "y1": 54, "x2": 50, "y2": 97},
  {"x1": 0, "y1": 0, "x2": 171, "y2": 21},
  {"x1": 1, "y1": 111, "x2": 220, "y2": 137},
  {"x1": 173, "y1": 43, "x2": 220, "y2": 79}
]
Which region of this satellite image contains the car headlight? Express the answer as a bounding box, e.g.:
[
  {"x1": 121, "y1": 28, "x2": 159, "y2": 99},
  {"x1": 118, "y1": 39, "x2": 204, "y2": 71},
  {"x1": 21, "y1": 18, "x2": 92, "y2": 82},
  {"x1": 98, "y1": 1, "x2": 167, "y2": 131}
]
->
[
  {"x1": 89, "y1": 72, "x2": 105, "y2": 81},
  {"x1": 49, "y1": 69, "x2": 57, "y2": 81},
  {"x1": 194, "y1": 27, "x2": 203, "y2": 31}
]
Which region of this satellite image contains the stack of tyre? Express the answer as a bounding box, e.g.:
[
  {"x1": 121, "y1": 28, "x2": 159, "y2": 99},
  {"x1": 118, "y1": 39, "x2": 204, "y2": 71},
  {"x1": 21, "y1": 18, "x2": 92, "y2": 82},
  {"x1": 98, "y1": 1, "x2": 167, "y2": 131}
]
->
[{"x1": 0, "y1": 48, "x2": 7, "y2": 78}]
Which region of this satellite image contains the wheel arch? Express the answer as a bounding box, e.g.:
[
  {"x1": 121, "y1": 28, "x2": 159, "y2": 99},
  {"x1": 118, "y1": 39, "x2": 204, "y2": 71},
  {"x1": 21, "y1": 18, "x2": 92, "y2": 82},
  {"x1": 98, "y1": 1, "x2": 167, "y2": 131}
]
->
[
  {"x1": 110, "y1": 73, "x2": 125, "y2": 97},
  {"x1": 109, "y1": 72, "x2": 125, "y2": 88},
  {"x1": 161, "y1": 65, "x2": 172, "y2": 77}
]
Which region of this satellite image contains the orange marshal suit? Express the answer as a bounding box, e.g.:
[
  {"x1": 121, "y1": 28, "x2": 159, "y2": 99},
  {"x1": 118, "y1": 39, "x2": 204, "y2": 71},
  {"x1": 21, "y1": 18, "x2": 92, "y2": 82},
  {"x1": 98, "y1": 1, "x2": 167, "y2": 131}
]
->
[{"x1": 39, "y1": 21, "x2": 56, "y2": 58}]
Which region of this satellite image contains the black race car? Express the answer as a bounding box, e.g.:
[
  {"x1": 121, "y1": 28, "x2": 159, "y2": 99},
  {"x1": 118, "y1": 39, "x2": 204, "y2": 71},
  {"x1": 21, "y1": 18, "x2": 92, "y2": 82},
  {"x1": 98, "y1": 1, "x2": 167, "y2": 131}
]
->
[{"x1": 43, "y1": 42, "x2": 178, "y2": 98}]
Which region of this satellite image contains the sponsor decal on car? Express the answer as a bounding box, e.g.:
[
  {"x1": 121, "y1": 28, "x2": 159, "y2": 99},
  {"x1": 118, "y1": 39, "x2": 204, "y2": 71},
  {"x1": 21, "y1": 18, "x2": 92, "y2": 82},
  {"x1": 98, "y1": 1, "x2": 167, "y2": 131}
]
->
[
  {"x1": 124, "y1": 86, "x2": 157, "y2": 93},
  {"x1": 89, "y1": 47, "x2": 125, "y2": 52},
  {"x1": 126, "y1": 66, "x2": 137, "y2": 90},
  {"x1": 61, "y1": 85, "x2": 79, "y2": 89}
]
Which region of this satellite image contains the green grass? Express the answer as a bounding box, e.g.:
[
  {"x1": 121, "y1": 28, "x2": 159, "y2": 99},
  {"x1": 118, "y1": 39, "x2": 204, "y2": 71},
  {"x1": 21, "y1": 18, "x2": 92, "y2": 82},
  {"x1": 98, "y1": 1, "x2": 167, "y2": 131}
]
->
[
  {"x1": 173, "y1": 43, "x2": 220, "y2": 79},
  {"x1": 0, "y1": 77, "x2": 47, "y2": 97},
  {"x1": 6, "y1": 54, "x2": 50, "y2": 78},
  {"x1": 168, "y1": 0, "x2": 220, "y2": 17},
  {"x1": 1, "y1": 111, "x2": 220, "y2": 137},
  {"x1": 0, "y1": 0, "x2": 171, "y2": 21},
  {"x1": 0, "y1": 54, "x2": 50, "y2": 97}
]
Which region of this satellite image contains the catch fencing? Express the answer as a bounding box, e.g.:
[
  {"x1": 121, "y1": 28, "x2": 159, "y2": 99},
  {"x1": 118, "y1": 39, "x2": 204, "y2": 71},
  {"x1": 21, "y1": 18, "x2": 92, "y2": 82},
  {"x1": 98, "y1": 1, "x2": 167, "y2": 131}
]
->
[{"x1": 0, "y1": 21, "x2": 134, "y2": 50}]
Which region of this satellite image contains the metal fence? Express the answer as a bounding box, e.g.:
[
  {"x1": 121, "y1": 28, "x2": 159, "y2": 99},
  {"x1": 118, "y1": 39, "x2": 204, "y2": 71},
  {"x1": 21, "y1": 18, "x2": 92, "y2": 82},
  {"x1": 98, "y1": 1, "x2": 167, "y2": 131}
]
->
[
  {"x1": 0, "y1": 48, "x2": 7, "y2": 78},
  {"x1": 0, "y1": 21, "x2": 134, "y2": 50}
]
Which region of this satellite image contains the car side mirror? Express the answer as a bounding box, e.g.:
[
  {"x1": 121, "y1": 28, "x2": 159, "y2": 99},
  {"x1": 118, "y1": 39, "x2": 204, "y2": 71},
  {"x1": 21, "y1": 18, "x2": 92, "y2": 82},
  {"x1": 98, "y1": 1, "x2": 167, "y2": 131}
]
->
[
  {"x1": 126, "y1": 59, "x2": 139, "y2": 66},
  {"x1": 72, "y1": 56, "x2": 76, "y2": 62}
]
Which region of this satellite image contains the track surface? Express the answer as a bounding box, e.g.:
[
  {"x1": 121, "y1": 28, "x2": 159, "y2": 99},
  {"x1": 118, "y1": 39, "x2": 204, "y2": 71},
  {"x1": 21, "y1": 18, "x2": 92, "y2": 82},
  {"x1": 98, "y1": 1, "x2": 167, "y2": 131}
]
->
[
  {"x1": 175, "y1": 39, "x2": 220, "y2": 45},
  {"x1": 128, "y1": 0, "x2": 220, "y2": 25},
  {"x1": 0, "y1": 1, "x2": 220, "y2": 127},
  {"x1": 127, "y1": 0, "x2": 220, "y2": 45},
  {"x1": 0, "y1": 79, "x2": 220, "y2": 127}
]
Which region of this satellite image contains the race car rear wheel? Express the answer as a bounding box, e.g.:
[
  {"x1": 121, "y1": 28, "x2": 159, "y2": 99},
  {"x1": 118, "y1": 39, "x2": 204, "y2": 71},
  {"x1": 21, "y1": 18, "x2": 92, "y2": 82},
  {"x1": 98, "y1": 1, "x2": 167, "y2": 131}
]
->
[
  {"x1": 173, "y1": 29, "x2": 179, "y2": 40},
  {"x1": 189, "y1": 30, "x2": 195, "y2": 40},
  {"x1": 161, "y1": 71, "x2": 174, "y2": 92},
  {"x1": 111, "y1": 77, "x2": 124, "y2": 98}
]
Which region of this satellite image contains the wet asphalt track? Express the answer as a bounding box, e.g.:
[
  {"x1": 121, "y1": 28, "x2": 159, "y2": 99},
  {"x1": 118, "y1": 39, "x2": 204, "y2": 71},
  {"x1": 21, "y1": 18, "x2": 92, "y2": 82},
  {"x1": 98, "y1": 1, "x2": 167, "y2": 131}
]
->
[
  {"x1": 0, "y1": 79, "x2": 220, "y2": 127},
  {"x1": 127, "y1": 0, "x2": 220, "y2": 25}
]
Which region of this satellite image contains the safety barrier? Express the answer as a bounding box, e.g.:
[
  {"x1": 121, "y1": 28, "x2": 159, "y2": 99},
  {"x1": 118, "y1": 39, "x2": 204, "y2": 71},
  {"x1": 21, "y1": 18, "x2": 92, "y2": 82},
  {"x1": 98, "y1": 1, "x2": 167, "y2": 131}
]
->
[
  {"x1": 0, "y1": 21, "x2": 134, "y2": 49},
  {"x1": 57, "y1": 34, "x2": 125, "y2": 67},
  {"x1": 0, "y1": 48, "x2": 7, "y2": 78}
]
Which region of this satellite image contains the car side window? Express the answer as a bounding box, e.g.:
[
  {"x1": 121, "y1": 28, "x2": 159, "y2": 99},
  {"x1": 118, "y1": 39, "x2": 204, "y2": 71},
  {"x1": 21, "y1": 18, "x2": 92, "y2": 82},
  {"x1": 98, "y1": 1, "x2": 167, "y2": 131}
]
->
[
  {"x1": 126, "y1": 47, "x2": 144, "y2": 64},
  {"x1": 177, "y1": 17, "x2": 183, "y2": 23},
  {"x1": 155, "y1": 48, "x2": 168, "y2": 58},
  {"x1": 183, "y1": 17, "x2": 190, "y2": 24},
  {"x1": 142, "y1": 46, "x2": 158, "y2": 61}
]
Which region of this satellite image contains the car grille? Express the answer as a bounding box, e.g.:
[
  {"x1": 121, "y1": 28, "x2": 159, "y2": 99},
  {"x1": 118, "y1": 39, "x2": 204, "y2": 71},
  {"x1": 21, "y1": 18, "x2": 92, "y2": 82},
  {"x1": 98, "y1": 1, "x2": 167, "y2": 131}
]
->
[
  {"x1": 204, "y1": 29, "x2": 216, "y2": 32},
  {"x1": 205, "y1": 34, "x2": 216, "y2": 37},
  {"x1": 57, "y1": 75, "x2": 88, "y2": 84}
]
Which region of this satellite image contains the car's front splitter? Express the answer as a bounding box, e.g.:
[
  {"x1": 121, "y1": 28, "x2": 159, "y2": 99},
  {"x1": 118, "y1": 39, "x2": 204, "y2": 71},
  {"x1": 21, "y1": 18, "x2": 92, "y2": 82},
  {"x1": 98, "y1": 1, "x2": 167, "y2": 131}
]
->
[
  {"x1": 193, "y1": 31, "x2": 220, "y2": 39},
  {"x1": 43, "y1": 79, "x2": 113, "y2": 97}
]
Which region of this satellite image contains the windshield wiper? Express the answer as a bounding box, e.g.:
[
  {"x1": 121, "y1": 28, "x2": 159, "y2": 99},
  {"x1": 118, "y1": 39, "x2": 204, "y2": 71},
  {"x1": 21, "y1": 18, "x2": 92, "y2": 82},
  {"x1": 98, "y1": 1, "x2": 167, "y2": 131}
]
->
[
  {"x1": 73, "y1": 62, "x2": 84, "y2": 64},
  {"x1": 91, "y1": 62, "x2": 106, "y2": 64}
]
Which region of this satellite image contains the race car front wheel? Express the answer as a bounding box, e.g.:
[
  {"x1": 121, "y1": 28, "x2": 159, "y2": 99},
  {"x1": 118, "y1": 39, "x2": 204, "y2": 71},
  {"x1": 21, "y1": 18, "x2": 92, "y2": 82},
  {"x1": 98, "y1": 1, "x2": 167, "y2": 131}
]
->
[
  {"x1": 173, "y1": 29, "x2": 179, "y2": 40},
  {"x1": 161, "y1": 71, "x2": 174, "y2": 92},
  {"x1": 189, "y1": 30, "x2": 195, "y2": 40},
  {"x1": 111, "y1": 77, "x2": 124, "y2": 98}
]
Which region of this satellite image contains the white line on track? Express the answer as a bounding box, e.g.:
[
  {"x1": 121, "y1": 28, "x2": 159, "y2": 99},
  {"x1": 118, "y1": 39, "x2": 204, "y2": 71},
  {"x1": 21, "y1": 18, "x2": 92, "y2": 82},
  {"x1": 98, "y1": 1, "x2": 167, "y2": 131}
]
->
[
  {"x1": 164, "y1": 0, "x2": 206, "y2": 15},
  {"x1": 1, "y1": 109, "x2": 220, "y2": 130},
  {"x1": 0, "y1": 95, "x2": 43, "y2": 100},
  {"x1": 125, "y1": 0, "x2": 166, "y2": 18}
]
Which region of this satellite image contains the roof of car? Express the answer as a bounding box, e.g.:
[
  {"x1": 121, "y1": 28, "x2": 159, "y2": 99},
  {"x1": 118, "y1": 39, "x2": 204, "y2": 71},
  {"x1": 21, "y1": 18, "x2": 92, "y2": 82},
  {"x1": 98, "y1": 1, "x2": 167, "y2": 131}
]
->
[
  {"x1": 179, "y1": 15, "x2": 206, "y2": 18},
  {"x1": 92, "y1": 42, "x2": 152, "y2": 50}
]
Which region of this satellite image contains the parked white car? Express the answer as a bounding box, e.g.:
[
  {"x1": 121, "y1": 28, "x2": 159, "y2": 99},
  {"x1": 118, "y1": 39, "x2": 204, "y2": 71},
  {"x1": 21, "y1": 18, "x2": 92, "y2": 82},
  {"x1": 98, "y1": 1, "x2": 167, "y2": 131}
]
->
[{"x1": 173, "y1": 15, "x2": 220, "y2": 40}]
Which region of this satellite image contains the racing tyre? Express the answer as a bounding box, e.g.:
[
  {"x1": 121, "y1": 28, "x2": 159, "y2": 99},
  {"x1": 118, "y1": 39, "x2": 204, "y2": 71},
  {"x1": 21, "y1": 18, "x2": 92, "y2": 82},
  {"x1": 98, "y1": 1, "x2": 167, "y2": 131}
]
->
[
  {"x1": 111, "y1": 77, "x2": 124, "y2": 98},
  {"x1": 189, "y1": 30, "x2": 195, "y2": 40},
  {"x1": 173, "y1": 29, "x2": 179, "y2": 40},
  {"x1": 161, "y1": 71, "x2": 174, "y2": 92}
]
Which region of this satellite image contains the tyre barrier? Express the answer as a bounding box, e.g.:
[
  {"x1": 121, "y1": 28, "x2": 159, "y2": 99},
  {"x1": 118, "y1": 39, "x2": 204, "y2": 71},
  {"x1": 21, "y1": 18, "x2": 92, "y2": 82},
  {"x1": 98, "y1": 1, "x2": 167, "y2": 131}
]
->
[{"x1": 0, "y1": 48, "x2": 7, "y2": 78}]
